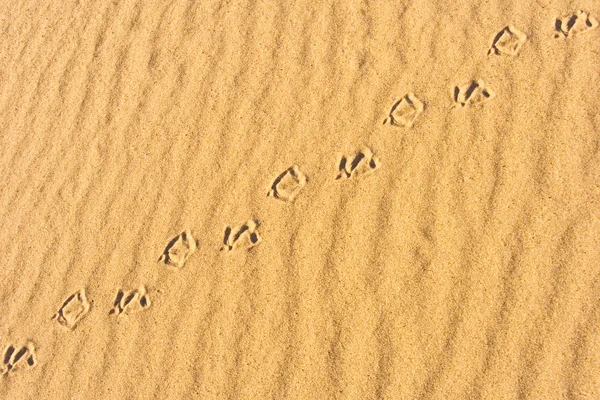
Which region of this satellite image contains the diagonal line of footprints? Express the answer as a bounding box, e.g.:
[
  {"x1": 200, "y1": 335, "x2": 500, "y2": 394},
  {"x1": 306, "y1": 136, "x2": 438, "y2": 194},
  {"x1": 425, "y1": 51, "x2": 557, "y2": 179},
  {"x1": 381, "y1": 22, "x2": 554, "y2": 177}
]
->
[{"x1": 2, "y1": 10, "x2": 597, "y2": 376}]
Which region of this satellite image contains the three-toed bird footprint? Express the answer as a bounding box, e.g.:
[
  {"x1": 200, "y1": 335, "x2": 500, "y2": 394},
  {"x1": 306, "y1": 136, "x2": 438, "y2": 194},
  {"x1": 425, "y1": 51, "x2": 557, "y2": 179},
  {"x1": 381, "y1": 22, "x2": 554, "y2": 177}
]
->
[
  {"x1": 453, "y1": 80, "x2": 495, "y2": 108},
  {"x1": 555, "y1": 10, "x2": 598, "y2": 38},
  {"x1": 336, "y1": 147, "x2": 381, "y2": 180},
  {"x1": 221, "y1": 220, "x2": 261, "y2": 252},
  {"x1": 1, "y1": 341, "x2": 37, "y2": 376},
  {"x1": 109, "y1": 285, "x2": 151, "y2": 316}
]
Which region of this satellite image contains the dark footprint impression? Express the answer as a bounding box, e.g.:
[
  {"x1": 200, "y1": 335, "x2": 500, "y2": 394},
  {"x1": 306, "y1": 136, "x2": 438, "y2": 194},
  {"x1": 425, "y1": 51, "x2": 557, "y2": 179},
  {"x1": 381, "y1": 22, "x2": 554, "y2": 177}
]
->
[
  {"x1": 109, "y1": 285, "x2": 151, "y2": 316},
  {"x1": 1, "y1": 342, "x2": 37, "y2": 376},
  {"x1": 453, "y1": 80, "x2": 495, "y2": 108},
  {"x1": 555, "y1": 10, "x2": 598, "y2": 38},
  {"x1": 336, "y1": 147, "x2": 381, "y2": 180},
  {"x1": 221, "y1": 220, "x2": 261, "y2": 252}
]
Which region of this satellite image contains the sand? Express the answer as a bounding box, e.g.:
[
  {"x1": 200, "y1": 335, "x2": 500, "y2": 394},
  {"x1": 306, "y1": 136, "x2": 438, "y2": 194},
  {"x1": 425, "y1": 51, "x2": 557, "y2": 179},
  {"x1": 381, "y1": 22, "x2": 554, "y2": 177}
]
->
[{"x1": 1, "y1": 0, "x2": 600, "y2": 398}]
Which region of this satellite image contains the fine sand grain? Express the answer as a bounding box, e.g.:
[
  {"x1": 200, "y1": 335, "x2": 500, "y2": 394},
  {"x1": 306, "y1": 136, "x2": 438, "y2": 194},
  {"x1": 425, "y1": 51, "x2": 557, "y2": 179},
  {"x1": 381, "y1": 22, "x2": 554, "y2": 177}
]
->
[{"x1": 1, "y1": 0, "x2": 600, "y2": 399}]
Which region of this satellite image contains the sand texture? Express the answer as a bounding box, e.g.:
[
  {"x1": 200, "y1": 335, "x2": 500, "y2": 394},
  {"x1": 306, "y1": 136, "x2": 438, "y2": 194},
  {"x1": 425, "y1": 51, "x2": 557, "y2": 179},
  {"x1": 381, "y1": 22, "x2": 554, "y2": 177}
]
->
[{"x1": 1, "y1": 0, "x2": 600, "y2": 399}]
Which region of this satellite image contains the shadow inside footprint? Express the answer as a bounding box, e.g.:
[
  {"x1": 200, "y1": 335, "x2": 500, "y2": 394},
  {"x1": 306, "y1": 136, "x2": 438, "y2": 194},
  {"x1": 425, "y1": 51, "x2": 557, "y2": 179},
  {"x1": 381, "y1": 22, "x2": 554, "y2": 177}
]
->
[
  {"x1": 109, "y1": 285, "x2": 151, "y2": 316},
  {"x1": 555, "y1": 10, "x2": 598, "y2": 38},
  {"x1": 221, "y1": 220, "x2": 261, "y2": 252},
  {"x1": 453, "y1": 80, "x2": 495, "y2": 107},
  {"x1": 336, "y1": 147, "x2": 380, "y2": 180},
  {"x1": 1, "y1": 342, "x2": 36, "y2": 375}
]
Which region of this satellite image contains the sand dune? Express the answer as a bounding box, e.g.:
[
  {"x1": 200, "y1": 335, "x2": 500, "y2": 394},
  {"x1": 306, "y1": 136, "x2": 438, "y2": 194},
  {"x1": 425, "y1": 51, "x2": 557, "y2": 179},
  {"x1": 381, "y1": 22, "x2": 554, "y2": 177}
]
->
[{"x1": 1, "y1": 0, "x2": 600, "y2": 398}]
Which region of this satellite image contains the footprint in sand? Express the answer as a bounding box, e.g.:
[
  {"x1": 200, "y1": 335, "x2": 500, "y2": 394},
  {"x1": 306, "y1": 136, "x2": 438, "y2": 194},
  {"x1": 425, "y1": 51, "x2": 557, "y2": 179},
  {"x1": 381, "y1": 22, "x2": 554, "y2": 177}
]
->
[
  {"x1": 52, "y1": 288, "x2": 91, "y2": 330},
  {"x1": 158, "y1": 229, "x2": 198, "y2": 269},
  {"x1": 221, "y1": 220, "x2": 261, "y2": 252},
  {"x1": 488, "y1": 25, "x2": 527, "y2": 56},
  {"x1": 1, "y1": 341, "x2": 37, "y2": 376},
  {"x1": 268, "y1": 165, "x2": 308, "y2": 202},
  {"x1": 384, "y1": 93, "x2": 424, "y2": 128},
  {"x1": 109, "y1": 285, "x2": 151, "y2": 316},
  {"x1": 453, "y1": 80, "x2": 495, "y2": 108},
  {"x1": 335, "y1": 147, "x2": 381, "y2": 180},
  {"x1": 555, "y1": 10, "x2": 598, "y2": 38}
]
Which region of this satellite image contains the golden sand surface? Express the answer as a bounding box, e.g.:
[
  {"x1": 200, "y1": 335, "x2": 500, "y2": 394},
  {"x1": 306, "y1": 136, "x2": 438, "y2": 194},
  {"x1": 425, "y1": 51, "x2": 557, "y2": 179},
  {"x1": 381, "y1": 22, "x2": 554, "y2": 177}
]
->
[{"x1": 1, "y1": 0, "x2": 600, "y2": 399}]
